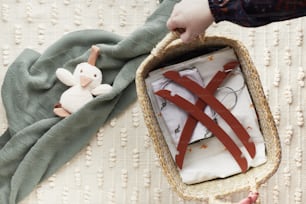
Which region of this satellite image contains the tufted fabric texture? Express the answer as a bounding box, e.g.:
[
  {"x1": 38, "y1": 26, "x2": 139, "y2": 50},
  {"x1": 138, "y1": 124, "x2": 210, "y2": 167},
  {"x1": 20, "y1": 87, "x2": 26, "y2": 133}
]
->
[{"x1": 0, "y1": 1, "x2": 305, "y2": 204}]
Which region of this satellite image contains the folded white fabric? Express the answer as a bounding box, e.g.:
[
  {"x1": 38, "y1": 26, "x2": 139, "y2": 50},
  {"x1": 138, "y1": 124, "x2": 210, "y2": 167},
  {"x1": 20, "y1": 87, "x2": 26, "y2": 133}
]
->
[
  {"x1": 146, "y1": 48, "x2": 267, "y2": 184},
  {"x1": 151, "y1": 69, "x2": 214, "y2": 145}
]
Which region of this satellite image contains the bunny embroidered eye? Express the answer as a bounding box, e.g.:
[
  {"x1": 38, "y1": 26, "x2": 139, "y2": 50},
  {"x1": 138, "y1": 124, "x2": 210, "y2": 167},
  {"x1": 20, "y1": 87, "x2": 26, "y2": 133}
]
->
[
  {"x1": 80, "y1": 69, "x2": 83, "y2": 73},
  {"x1": 94, "y1": 74, "x2": 97, "y2": 77}
]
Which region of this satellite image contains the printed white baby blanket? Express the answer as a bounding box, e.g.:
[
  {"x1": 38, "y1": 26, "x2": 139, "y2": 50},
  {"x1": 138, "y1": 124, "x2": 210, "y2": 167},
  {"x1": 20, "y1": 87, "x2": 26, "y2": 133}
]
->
[{"x1": 146, "y1": 48, "x2": 267, "y2": 184}]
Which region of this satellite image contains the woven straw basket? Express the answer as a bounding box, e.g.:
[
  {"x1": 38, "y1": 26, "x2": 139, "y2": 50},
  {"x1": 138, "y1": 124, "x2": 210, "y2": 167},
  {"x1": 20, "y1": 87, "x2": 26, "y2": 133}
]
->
[{"x1": 135, "y1": 32, "x2": 281, "y2": 203}]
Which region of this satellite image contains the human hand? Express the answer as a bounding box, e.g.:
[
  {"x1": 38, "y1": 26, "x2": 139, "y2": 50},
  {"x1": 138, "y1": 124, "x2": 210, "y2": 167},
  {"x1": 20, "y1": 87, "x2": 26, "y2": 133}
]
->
[{"x1": 167, "y1": 0, "x2": 214, "y2": 43}]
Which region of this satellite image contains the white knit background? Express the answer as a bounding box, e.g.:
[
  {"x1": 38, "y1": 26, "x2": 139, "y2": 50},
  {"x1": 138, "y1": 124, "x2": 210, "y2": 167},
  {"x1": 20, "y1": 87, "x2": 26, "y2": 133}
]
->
[{"x1": 0, "y1": 1, "x2": 305, "y2": 204}]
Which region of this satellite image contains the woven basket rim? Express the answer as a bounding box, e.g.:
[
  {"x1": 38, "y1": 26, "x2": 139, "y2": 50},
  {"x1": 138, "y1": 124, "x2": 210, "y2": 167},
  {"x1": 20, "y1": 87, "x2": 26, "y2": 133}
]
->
[{"x1": 136, "y1": 33, "x2": 281, "y2": 202}]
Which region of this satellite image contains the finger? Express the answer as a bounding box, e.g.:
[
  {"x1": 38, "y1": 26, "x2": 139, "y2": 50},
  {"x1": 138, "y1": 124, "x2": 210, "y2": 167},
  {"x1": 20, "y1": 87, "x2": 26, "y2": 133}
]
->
[
  {"x1": 167, "y1": 17, "x2": 180, "y2": 31},
  {"x1": 167, "y1": 14, "x2": 187, "y2": 31},
  {"x1": 169, "y1": 3, "x2": 181, "y2": 18},
  {"x1": 180, "y1": 30, "x2": 193, "y2": 43},
  {"x1": 180, "y1": 30, "x2": 201, "y2": 43}
]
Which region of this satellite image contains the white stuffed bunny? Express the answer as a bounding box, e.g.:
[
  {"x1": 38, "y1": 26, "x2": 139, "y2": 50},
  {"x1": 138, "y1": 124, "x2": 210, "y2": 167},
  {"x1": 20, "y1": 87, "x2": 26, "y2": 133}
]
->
[{"x1": 54, "y1": 45, "x2": 112, "y2": 117}]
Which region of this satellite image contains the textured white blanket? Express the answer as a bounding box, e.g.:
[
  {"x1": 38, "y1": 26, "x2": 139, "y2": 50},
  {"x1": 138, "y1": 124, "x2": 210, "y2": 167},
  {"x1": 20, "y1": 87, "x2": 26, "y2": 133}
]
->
[{"x1": 0, "y1": 0, "x2": 305, "y2": 203}]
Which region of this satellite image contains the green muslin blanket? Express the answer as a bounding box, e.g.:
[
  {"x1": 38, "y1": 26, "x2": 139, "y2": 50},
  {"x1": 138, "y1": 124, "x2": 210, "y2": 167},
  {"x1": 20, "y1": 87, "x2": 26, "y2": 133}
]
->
[{"x1": 0, "y1": 0, "x2": 177, "y2": 203}]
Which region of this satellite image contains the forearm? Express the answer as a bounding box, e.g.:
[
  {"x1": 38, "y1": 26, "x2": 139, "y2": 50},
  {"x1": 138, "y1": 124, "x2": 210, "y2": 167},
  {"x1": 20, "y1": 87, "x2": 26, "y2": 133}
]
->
[{"x1": 208, "y1": 0, "x2": 306, "y2": 27}]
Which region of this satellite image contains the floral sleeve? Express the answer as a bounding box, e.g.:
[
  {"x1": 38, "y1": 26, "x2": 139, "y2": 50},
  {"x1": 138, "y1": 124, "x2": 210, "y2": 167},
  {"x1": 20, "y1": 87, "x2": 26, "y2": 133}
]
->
[{"x1": 208, "y1": 0, "x2": 306, "y2": 27}]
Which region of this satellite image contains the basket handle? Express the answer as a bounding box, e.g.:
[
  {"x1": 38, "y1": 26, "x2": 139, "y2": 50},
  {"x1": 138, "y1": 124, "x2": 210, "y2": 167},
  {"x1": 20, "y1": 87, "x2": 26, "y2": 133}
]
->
[
  {"x1": 209, "y1": 188, "x2": 260, "y2": 203},
  {"x1": 209, "y1": 177, "x2": 260, "y2": 204},
  {"x1": 151, "y1": 31, "x2": 181, "y2": 57},
  {"x1": 209, "y1": 192, "x2": 259, "y2": 204}
]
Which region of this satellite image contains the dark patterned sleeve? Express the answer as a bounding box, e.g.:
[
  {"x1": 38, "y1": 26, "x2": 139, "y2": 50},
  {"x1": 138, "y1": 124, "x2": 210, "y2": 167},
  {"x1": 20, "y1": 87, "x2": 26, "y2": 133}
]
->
[{"x1": 208, "y1": 0, "x2": 306, "y2": 27}]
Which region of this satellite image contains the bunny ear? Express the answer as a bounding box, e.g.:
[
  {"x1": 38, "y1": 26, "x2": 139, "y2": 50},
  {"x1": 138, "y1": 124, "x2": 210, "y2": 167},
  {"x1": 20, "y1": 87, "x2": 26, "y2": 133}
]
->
[{"x1": 88, "y1": 45, "x2": 100, "y2": 66}]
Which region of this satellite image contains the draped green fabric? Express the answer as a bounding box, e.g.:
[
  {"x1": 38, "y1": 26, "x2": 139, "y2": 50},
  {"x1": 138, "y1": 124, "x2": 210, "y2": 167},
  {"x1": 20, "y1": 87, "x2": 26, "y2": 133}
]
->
[{"x1": 0, "y1": 0, "x2": 177, "y2": 203}]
